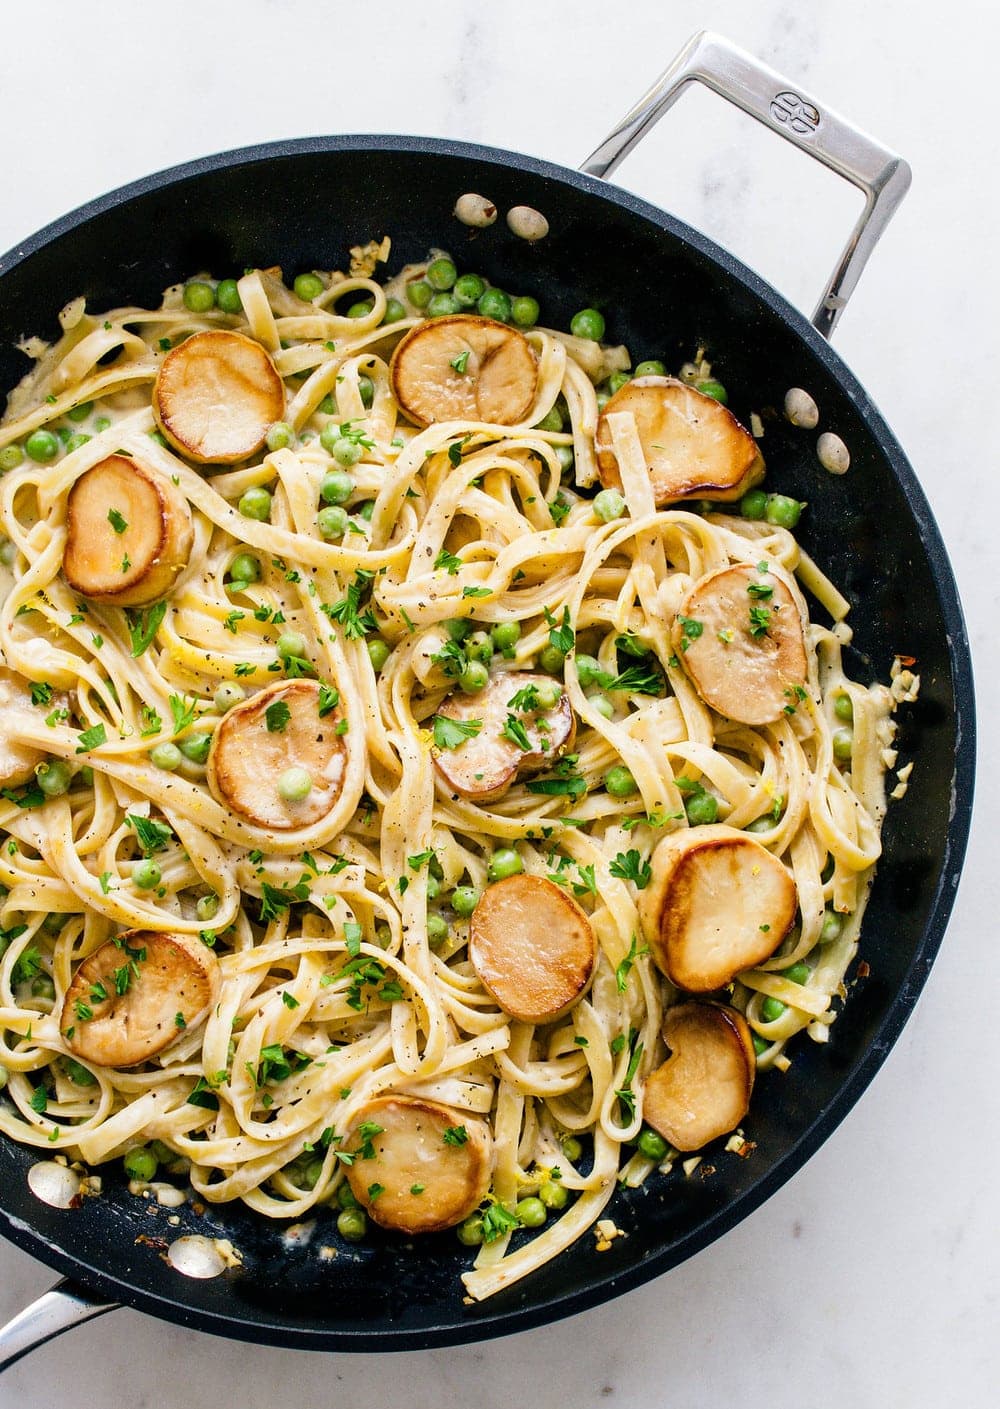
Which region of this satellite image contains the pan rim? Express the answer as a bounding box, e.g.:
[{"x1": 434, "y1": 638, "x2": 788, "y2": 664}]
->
[{"x1": 0, "y1": 132, "x2": 977, "y2": 1351}]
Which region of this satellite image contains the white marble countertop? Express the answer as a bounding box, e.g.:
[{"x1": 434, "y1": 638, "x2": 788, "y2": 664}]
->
[{"x1": 0, "y1": 1, "x2": 996, "y2": 1405}]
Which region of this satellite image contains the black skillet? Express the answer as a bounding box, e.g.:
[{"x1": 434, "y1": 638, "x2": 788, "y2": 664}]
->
[{"x1": 0, "y1": 32, "x2": 975, "y2": 1364}]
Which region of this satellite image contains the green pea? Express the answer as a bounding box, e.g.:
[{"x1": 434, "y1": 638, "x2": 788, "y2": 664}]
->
[
  {"x1": 453, "y1": 273, "x2": 486, "y2": 307},
  {"x1": 367, "y1": 638, "x2": 390, "y2": 672},
  {"x1": 358, "y1": 375, "x2": 375, "y2": 408},
  {"x1": 25, "y1": 430, "x2": 59, "y2": 463},
  {"x1": 407, "y1": 280, "x2": 433, "y2": 309},
  {"x1": 426, "y1": 873, "x2": 440, "y2": 900},
  {"x1": 426, "y1": 257, "x2": 458, "y2": 291},
  {"x1": 320, "y1": 469, "x2": 354, "y2": 505},
  {"x1": 428, "y1": 292, "x2": 460, "y2": 318},
  {"x1": 587, "y1": 693, "x2": 615, "y2": 720},
  {"x1": 34, "y1": 759, "x2": 72, "y2": 797},
  {"x1": 832, "y1": 727, "x2": 853, "y2": 762},
  {"x1": 820, "y1": 909, "x2": 844, "y2": 943},
  {"x1": 607, "y1": 370, "x2": 632, "y2": 394},
  {"x1": 214, "y1": 682, "x2": 245, "y2": 712},
  {"x1": 266, "y1": 421, "x2": 293, "y2": 451},
  {"x1": 459, "y1": 661, "x2": 490, "y2": 693},
  {"x1": 451, "y1": 885, "x2": 480, "y2": 918},
  {"x1": 30, "y1": 972, "x2": 55, "y2": 1000},
  {"x1": 781, "y1": 962, "x2": 810, "y2": 985},
  {"x1": 555, "y1": 445, "x2": 575, "y2": 474},
  {"x1": 534, "y1": 405, "x2": 563, "y2": 433},
  {"x1": 77, "y1": 766, "x2": 94, "y2": 787},
  {"x1": 760, "y1": 995, "x2": 787, "y2": 1022},
  {"x1": 133, "y1": 858, "x2": 161, "y2": 890},
  {"x1": 0, "y1": 539, "x2": 16, "y2": 566},
  {"x1": 63, "y1": 1057, "x2": 96, "y2": 1087},
  {"x1": 183, "y1": 281, "x2": 215, "y2": 313},
  {"x1": 337, "y1": 1181, "x2": 360, "y2": 1210},
  {"x1": 696, "y1": 378, "x2": 728, "y2": 404},
  {"x1": 570, "y1": 308, "x2": 605, "y2": 341},
  {"x1": 488, "y1": 847, "x2": 523, "y2": 882},
  {"x1": 277, "y1": 631, "x2": 307, "y2": 660},
  {"x1": 466, "y1": 630, "x2": 493, "y2": 665},
  {"x1": 375, "y1": 923, "x2": 392, "y2": 949},
  {"x1": 216, "y1": 279, "x2": 243, "y2": 314},
  {"x1": 593, "y1": 488, "x2": 626, "y2": 522},
  {"x1": 634, "y1": 360, "x2": 666, "y2": 377},
  {"x1": 333, "y1": 437, "x2": 364, "y2": 468},
  {"x1": 318, "y1": 394, "x2": 337, "y2": 415},
  {"x1": 347, "y1": 301, "x2": 374, "y2": 319},
  {"x1": 538, "y1": 645, "x2": 565, "y2": 675},
  {"x1": 684, "y1": 790, "x2": 719, "y2": 825},
  {"x1": 357, "y1": 500, "x2": 375, "y2": 522},
  {"x1": 538, "y1": 1180, "x2": 569, "y2": 1210},
  {"x1": 67, "y1": 401, "x2": 94, "y2": 423},
  {"x1": 151, "y1": 742, "x2": 182, "y2": 771},
  {"x1": 740, "y1": 489, "x2": 768, "y2": 520},
  {"x1": 445, "y1": 618, "x2": 473, "y2": 642},
  {"x1": 93, "y1": 416, "x2": 111, "y2": 433},
  {"x1": 299, "y1": 1159, "x2": 325, "y2": 1191},
  {"x1": 637, "y1": 1127, "x2": 669, "y2": 1161},
  {"x1": 318, "y1": 505, "x2": 349, "y2": 539},
  {"x1": 574, "y1": 654, "x2": 603, "y2": 688},
  {"x1": 123, "y1": 1146, "x2": 158, "y2": 1182},
  {"x1": 745, "y1": 815, "x2": 774, "y2": 834},
  {"x1": 765, "y1": 494, "x2": 803, "y2": 529},
  {"x1": 238, "y1": 486, "x2": 272, "y2": 521},
  {"x1": 228, "y1": 553, "x2": 260, "y2": 584},
  {"x1": 337, "y1": 1207, "x2": 367, "y2": 1242},
  {"x1": 511, "y1": 295, "x2": 540, "y2": 328},
  {"x1": 179, "y1": 733, "x2": 212, "y2": 764},
  {"x1": 595, "y1": 390, "x2": 611, "y2": 411},
  {"x1": 534, "y1": 681, "x2": 562, "y2": 710},
  {"x1": 65, "y1": 433, "x2": 91, "y2": 453},
  {"x1": 0, "y1": 445, "x2": 24, "y2": 472},
  {"x1": 278, "y1": 767, "x2": 312, "y2": 801},
  {"x1": 560, "y1": 1135, "x2": 582, "y2": 1162},
  {"x1": 294, "y1": 272, "x2": 325, "y2": 302},
  {"x1": 382, "y1": 297, "x2": 407, "y2": 324},
  {"x1": 751, "y1": 1031, "x2": 770, "y2": 1056},
  {"x1": 605, "y1": 765, "x2": 638, "y2": 798},
  {"x1": 41, "y1": 912, "x2": 64, "y2": 937},
  {"x1": 457, "y1": 1214, "x2": 484, "y2": 1246},
  {"x1": 515, "y1": 1196, "x2": 546, "y2": 1228},
  {"x1": 491, "y1": 621, "x2": 521, "y2": 654},
  {"x1": 196, "y1": 893, "x2": 219, "y2": 922},
  {"x1": 426, "y1": 913, "x2": 449, "y2": 947},
  {"x1": 477, "y1": 288, "x2": 512, "y2": 323},
  {"x1": 833, "y1": 692, "x2": 854, "y2": 723}
]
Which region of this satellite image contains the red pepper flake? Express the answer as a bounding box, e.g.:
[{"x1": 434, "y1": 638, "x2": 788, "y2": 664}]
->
[
  {"x1": 896, "y1": 655, "x2": 917, "y2": 667},
  {"x1": 857, "y1": 960, "x2": 871, "y2": 979}
]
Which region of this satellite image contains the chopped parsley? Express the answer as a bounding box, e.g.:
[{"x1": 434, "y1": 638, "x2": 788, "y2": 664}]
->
[
  {"x1": 481, "y1": 1201, "x2": 521, "y2": 1243},
  {"x1": 615, "y1": 934, "x2": 649, "y2": 992},
  {"x1": 434, "y1": 548, "x2": 463, "y2": 575},
  {"x1": 322, "y1": 569, "x2": 377, "y2": 639},
  {"x1": 501, "y1": 714, "x2": 532, "y2": 750},
  {"x1": 609, "y1": 849, "x2": 652, "y2": 890},
  {"x1": 75, "y1": 723, "x2": 107, "y2": 753},
  {"x1": 678, "y1": 616, "x2": 704, "y2": 652},
  {"x1": 432, "y1": 715, "x2": 482, "y2": 750},
  {"x1": 443, "y1": 1125, "x2": 468, "y2": 1146},
  {"x1": 107, "y1": 508, "x2": 128, "y2": 535},
  {"x1": 139, "y1": 704, "x2": 162, "y2": 737},
  {"x1": 449, "y1": 350, "x2": 470, "y2": 375},
  {"x1": 127, "y1": 601, "x2": 166, "y2": 657},
  {"x1": 125, "y1": 814, "x2": 172, "y2": 855},
  {"x1": 265, "y1": 700, "x2": 291, "y2": 733},
  {"x1": 748, "y1": 605, "x2": 771, "y2": 639},
  {"x1": 318, "y1": 682, "x2": 339, "y2": 717},
  {"x1": 461, "y1": 585, "x2": 492, "y2": 599},
  {"x1": 543, "y1": 605, "x2": 574, "y2": 654},
  {"x1": 168, "y1": 693, "x2": 198, "y2": 735},
  {"x1": 29, "y1": 682, "x2": 53, "y2": 707}
]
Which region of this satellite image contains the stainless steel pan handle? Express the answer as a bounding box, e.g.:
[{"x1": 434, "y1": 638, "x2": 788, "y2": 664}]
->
[
  {"x1": 0, "y1": 1280, "x2": 118, "y2": 1372},
  {"x1": 581, "y1": 30, "x2": 911, "y2": 338}
]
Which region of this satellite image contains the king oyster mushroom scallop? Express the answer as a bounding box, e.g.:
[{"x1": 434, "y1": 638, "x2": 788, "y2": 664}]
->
[
  {"x1": 0, "y1": 667, "x2": 69, "y2": 789},
  {"x1": 389, "y1": 314, "x2": 538, "y2": 427},
  {"x1": 62, "y1": 930, "x2": 220, "y2": 1068},
  {"x1": 153, "y1": 329, "x2": 285, "y2": 464},
  {"x1": 206, "y1": 679, "x2": 347, "y2": 831},
  {"x1": 432, "y1": 671, "x2": 575, "y2": 802},
  {"x1": 63, "y1": 454, "x2": 194, "y2": 607},
  {"x1": 642, "y1": 1001, "x2": 757, "y2": 1152},
  {"x1": 595, "y1": 375, "x2": 764, "y2": 505}
]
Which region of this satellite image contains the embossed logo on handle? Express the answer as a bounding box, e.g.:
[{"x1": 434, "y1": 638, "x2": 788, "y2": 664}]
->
[{"x1": 770, "y1": 91, "x2": 821, "y2": 135}]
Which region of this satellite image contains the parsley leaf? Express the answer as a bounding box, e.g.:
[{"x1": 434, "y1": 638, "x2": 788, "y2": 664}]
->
[
  {"x1": 432, "y1": 715, "x2": 483, "y2": 750},
  {"x1": 107, "y1": 507, "x2": 128, "y2": 534},
  {"x1": 677, "y1": 617, "x2": 704, "y2": 652},
  {"x1": 749, "y1": 605, "x2": 771, "y2": 638},
  {"x1": 323, "y1": 569, "x2": 377, "y2": 639},
  {"x1": 259, "y1": 878, "x2": 311, "y2": 921},
  {"x1": 318, "y1": 682, "x2": 339, "y2": 717},
  {"x1": 481, "y1": 1201, "x2": 521, "y2": 1243},
  {"x1": 168, "y1": 694, "x2": 198, "y2": 735},
  {"x1": 609, "y1": 849, "x2": 652, "y2": 890},
  {"x1": 29, "y1": 682, "x2": 52, "y2": 707},
  {"x1": 543, "y1": 605, "x2": 574, "y2": 655},
  {"x1": 434, "y1": 548, "x2": 463, "y2": 575},
  {"x1": 265, "y1": 700, "x2": 291, "y2": 733},
  {"x1": 501, "y1": 714, "x2": 532, "y2": 750},
  {"x1": 461, "y1": 586, "x2": 492, "y2": 599},
  {"x1": 127, "y1": 601, "x2": 166, "y2": 657},
  {"x1": 139, "y1": 704, "x2": 162, "y2": 737},
  {"x1": 449, "y1": 350, "x2": 470, "y2": 375},
  {"x1": 615, "y1": 935, "x2": 649, "y2": 992},
  {"x1": 75, "y1": 723, "x2": 107, "y2": 753},
  {"x1": 443, "y1": 1125, "x2": 468, "y2": 1146},
  {"x1": 125, "y1": 814, "x2": 172, "y2": 855}
]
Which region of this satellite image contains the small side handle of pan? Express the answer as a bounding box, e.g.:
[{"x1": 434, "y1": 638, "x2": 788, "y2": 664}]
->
[
  {"x1": 581, "y1": 30, "x2": 911, "y2": 338},
  {"x1": 0, "y1": 1279, "x2": 119, "y2": 1372}
]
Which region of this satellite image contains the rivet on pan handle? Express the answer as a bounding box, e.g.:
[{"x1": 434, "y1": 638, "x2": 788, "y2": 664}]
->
[
  {"x1": 0, "y1": 1279, "x2": 118, "y2": 1372},
  {"x1": 581, "y1": 30, "x2": 911, "y2": 338}
]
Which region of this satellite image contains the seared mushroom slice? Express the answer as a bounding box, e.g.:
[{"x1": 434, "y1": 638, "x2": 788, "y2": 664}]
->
[
  {"x1": 638, "y1": 824, "x2": 796, "y2": 992},
  {"x1": 673, "y1": 562, "x2": 808, "y2": 726},
  {"x1": 595, "y1": 376, "x2": 764, "y2": 505},
  {"x1": 0, "y1": 667, "x2": 68, "y2": 788},
  {"x1": 153, "y1": 330, "x2": 285, "y2": 464},
  {"x1": 62, "y1": 930, "x2": 219, "y2": 1068},
  {"x1": 433, "y1": 672, "x2": 575, "y2": 803},
  {"x1": 643, "y1": 1001, "x2": 756, "y2": 1152},
  {"x1": 469, "y1": 874, "x2": 596, "y2": 1024},
  {"x1": 63, "y1": 454, "x2": 193, "y2": 607},
  {"x1": 343, "y1": 1095, "x2": 493, "y2": 1233},
  {"x1": 390, "y1": 314, "x2": 538, "y2": 427},
  {"x1": 206, "y1": 679, "x2": 347, "y2": 831}
]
